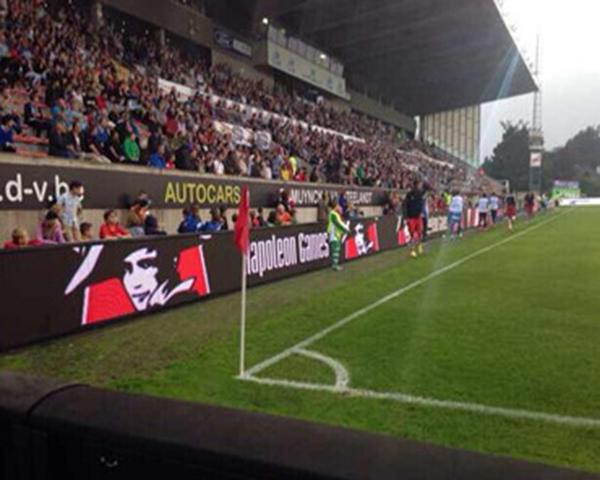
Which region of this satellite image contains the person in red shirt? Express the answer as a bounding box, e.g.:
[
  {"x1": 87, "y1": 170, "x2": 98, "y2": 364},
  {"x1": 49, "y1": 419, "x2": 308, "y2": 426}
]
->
[
  {"x1": 4, "y1": 227, "x2": 42, "y2": 249},
  {"x1": 99, "y1": 210, "x2": 131, "y2": 240}
]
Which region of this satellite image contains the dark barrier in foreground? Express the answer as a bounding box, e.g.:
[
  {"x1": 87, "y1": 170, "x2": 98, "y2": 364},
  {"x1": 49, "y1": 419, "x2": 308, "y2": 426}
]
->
[
  {"x1": 0, "y1": 372, "x2": 597, "y2": 480},
  {"x1": 0, "y1": 213, "x2": 475, "y2": 352}
]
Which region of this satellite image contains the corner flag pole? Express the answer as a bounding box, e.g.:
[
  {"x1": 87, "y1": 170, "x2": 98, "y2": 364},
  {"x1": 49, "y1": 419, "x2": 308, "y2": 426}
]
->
[
  {"x1": 234, "y1": 187, "x2": 250, "y2": 378},
  {"x1": 239, "y1": 250, "x2": 247, "y2": 378}
]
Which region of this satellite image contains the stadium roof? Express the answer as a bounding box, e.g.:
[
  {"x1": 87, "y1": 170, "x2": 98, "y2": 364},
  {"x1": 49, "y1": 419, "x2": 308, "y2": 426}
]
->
[{"x1": 206, "y1": 0, "x2": 538, "y2": 116}]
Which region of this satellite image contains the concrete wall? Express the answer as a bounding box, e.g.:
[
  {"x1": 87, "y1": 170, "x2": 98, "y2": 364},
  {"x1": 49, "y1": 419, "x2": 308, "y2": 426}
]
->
[
  {"x1": 101, "y1": 0, "x2": 213, "y2": 48},
  {"x1": 349, "y1": 90, "x2": 416, "y2": 133},
  {"x1": 211, "y1": 49, "x2": 274, "y2": 89}
]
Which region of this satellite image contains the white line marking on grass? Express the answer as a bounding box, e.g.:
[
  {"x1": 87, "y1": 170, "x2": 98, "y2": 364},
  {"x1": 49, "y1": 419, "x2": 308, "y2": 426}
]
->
[
  {"x1": 242, "y1": 213, "x2": 566, "y2": 380},
  {"x1": 243, "y1": 375, "x2": 600, "y2": 429},
  {"x1": 296, "y1": 349, "x2": 350, "y2": 390}
]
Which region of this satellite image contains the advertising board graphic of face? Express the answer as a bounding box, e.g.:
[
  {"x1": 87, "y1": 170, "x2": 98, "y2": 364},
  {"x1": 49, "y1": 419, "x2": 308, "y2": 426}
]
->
[
  {"x1": 345, "y1": 222, "x2": 380, "y2": 260},
  {"x1": 65, "y1": 243, "x2": 211, "y2": 326}
]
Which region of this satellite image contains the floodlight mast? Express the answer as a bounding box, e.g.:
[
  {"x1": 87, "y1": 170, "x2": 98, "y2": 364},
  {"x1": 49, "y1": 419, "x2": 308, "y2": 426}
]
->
[{"x1": 529, "y1": 33, "x2": 543, "y2": 193}]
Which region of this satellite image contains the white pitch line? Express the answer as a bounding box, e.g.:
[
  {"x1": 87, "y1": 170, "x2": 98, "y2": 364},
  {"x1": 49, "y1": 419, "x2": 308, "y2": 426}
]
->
[
  {"x1": 296, "y1": 349, "x2": 350, "y2": 390},
  {"x1": 243, "y1": 375, "x2": 600, "y2": 429},
  {"x1": 242, "y1": 212, "x2": 566, "y2": 380}
]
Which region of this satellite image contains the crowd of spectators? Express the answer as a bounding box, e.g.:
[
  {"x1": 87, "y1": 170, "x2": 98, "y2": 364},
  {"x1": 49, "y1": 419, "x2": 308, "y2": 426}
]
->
[{"x1": 0, "y1": 0, "x2": 498, "y2": 196}]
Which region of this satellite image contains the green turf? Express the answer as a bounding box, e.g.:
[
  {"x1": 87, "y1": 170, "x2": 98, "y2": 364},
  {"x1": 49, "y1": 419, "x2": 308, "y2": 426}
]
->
[{"x1": 2, "y1": 208, "x2": 600, "y2": 473}]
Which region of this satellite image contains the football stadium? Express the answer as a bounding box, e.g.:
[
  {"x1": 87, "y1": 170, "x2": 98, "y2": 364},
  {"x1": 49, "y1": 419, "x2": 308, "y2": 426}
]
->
[{"x1": 0, "y1": 0, "x2": 599, "y2": 478}]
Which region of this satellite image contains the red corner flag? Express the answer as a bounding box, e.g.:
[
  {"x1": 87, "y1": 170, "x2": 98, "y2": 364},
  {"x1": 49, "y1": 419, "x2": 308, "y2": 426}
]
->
[{"x1": 234, "y1": 187, "x2": 250, "y2": 255}]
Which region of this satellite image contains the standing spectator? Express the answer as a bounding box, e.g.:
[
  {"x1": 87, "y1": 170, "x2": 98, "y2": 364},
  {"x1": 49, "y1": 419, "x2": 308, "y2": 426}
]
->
[
  {"x1": 57, "y1": 181, "x2": 84, "y2": 242},
  {"x1": 327, "y1": 200, "x2": 350, "y2": 271},
  {"x1": 99, "y1": 209, "x2": 130, "y2": 239},
  {"x1": 524, "y1": 192, "x2": 535, "y2": 219},
  {"x1": 477, "y1": 193, "x2": 490, "y2": 229},
  {"x1": 489, "y1": 193, "x2": 500, "y2": 225},
  {"x1": 402, "y1": 180, "x2": 425, "y2": 258}
]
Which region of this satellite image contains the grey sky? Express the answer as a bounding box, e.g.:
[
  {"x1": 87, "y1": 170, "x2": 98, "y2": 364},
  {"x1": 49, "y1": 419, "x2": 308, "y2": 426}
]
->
[{"x1": 480, "y1": 0, "x2": 600, "y2": 162}]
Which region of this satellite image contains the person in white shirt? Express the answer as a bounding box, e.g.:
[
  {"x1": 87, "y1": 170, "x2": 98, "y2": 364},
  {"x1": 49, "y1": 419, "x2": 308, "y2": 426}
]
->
[
  {"x1": 477, "y1": 193, "x2": 490, "y2": 229},
  {"x1": 489, "y1": 193, "x2": 500, "y2": 225},
  {"x1": 448, "y1": 191, "x2": 464, "y2": 238}
]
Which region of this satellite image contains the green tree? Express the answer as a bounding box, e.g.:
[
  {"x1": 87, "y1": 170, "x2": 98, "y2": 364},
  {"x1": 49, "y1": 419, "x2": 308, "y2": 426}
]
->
[{"x1": 482, "y1": 121, "x2": 530, "y2": 191}]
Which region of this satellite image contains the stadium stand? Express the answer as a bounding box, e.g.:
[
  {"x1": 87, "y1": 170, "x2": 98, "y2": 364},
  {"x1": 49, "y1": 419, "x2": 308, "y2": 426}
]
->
[{"x1": 0, "y1": 0, "x2": 497, "y2": 195}]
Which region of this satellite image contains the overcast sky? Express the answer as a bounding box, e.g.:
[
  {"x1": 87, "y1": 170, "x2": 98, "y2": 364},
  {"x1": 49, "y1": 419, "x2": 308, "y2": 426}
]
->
[{"x1": 480, "y1": 0, "x2": 600, "y2": 162}]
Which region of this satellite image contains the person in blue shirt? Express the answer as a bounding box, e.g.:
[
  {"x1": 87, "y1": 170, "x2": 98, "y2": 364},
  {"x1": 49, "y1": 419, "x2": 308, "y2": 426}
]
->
[
  {"x1": 0, "y1": 116, "x2": 16, "y2": 152},
  {"x1": 149, "y1": 145, "x2": 166, "y2": 169},
  {"x1": 200, "y1": 208, "x2": 224, "y2": 233},
  {"x1": 178, "y1": 205, "x2": 203, "y2": 234}
]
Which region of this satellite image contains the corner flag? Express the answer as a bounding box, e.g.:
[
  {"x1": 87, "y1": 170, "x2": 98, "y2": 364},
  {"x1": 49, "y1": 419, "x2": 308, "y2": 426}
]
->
[
  {"x1": 234, "y1": 187, "x2": 250, "y2": 255},
  {"x1": 234, "y1": 187, "x2": 250, "y2": 377}
]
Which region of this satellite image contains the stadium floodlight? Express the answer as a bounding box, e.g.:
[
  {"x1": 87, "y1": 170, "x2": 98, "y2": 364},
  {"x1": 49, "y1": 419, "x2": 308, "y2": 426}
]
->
[{"x1": 262, "y1": 17, "x2": 269, "y2": 25}]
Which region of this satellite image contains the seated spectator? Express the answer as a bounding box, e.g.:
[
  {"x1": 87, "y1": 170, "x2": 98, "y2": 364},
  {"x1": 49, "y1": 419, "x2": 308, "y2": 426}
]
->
[
  {"x1": 200, "y1": 207, "x2": 224, "y2": 232},
  {"x1": 127, "y1": 200, "x2": 149, "y2": 237},
  {"x1": 249, "y1": 210, "x2": 259, "y2": 228},
  {"x1": 99, "y1": 209, "x2": 130, "y2": 239},
  {"x1": 48, "y1": 120, "x2": 71, "y2": 158},
  {"x1": 123, "y1": 132, "x2": 141, "y2": 164},
  {"x1": 165, "y1": 152, "x2": 176, "y2": 169},
  {"x1": 220, "y1": 207, "x2": 229, "y2": 231},
  {"x1": 65, "y1": 121, "x2": 84, "y2": 158},
  {"x1": 175, "y1": 143, "x2": 197, "y2": 171},
  {"x1": 0, "y1": 116, "x2": 16, "y2": 152},
  {"x1": 4, "y1": 227, "x2": 42, "y2": 249},
  {"x1": 294, "y1": 167, "x2": 308, "y2": 182},
  {"x1": 80, "y1": 222, "x2": 94, "y2": 241},
  {"x1": 266, "y1": 210, "x2": 278, "y2": 227},
  {"x1": 24, "y1": 93, "x2": 51, "y2": 137},
  {"x1": 105, "y1": 130, "x2": 125, "y2": 163},
  {"x1": 149, "y1": 144, "x2": 166, "y2": 169},
  {"x1": 256, "y1": 208, "x2": 267, "y2": 227},
  {"x1": 276, "y1": 204, "x2": 293, "y2": 226},
  {"x1": 36, "y1": 211, "x2": 66, "y2": 244},
  {"x1": 144, "y1": 212, "x2": 167, "y2": 236},
  {"x1": 178, "y1": 205, "x2": 202, "y2": 234}
]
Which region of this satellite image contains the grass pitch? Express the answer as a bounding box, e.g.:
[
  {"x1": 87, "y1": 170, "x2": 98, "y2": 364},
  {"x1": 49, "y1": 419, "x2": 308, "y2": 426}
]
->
[{"x1": 2, "y1": 208, "x2": 600, "y2": 473}]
